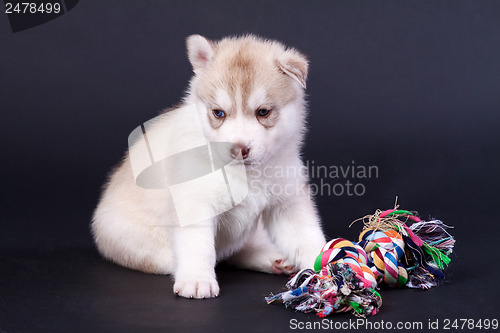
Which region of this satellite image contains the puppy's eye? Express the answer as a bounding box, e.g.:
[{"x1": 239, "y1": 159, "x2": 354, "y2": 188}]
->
[
  {"x1": 213, "y1": 109, "x2": 226, "y2": 119},
  {"x1": 257, "y1": 108, "x2": 271, "y2": 117}
]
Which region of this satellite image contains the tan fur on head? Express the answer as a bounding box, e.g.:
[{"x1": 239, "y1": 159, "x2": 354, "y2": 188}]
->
[
  {"x1": 182, "y1": 34, "x2": 313, "y2": 167},
  {"x1": 183, "y1": 34, "x2": 312, "y2": 166},
  {"x1": 186, "y1": 34, "x2": 309, "y2": 98}
]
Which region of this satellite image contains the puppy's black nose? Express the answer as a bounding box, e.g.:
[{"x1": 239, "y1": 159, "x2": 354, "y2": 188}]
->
[
  {"x1": 230, "y1": 144, "x2": 250, "y2": 160},
  {"x1": 241, "y1": 147, "x2": 250, "y2": 159}
]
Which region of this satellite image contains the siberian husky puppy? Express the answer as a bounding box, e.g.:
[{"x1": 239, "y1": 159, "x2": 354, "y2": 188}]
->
[{"x1": 92, "y1": 34, "x2": 326, "y2": 299}]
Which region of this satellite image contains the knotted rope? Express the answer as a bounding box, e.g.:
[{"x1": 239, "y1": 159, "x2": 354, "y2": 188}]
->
[{"x1": 266, "y1": 207, "x2": 455, "y2": 317}]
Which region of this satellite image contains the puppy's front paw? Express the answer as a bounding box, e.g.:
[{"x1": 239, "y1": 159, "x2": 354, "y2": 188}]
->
[{"x1": 174, "y1": 277, "x2": 220, "y2": 299}]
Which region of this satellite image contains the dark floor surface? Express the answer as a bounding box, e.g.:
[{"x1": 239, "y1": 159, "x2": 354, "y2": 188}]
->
[{"x1": 1, "y1": 232, "x2": 497, "y2": 333}]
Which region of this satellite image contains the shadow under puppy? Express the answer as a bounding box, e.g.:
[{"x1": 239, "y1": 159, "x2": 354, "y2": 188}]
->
[{"x1": 92, "y1": 34, "x2": 326, "y2": 299}]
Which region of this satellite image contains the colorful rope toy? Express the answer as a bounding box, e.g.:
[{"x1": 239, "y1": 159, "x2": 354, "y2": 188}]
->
[{"x1": 265, "y1": 207, "x2": 455, "y2": 317}]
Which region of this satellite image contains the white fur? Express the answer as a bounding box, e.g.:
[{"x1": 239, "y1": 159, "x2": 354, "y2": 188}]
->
[
  {"x1": 214, "y1": 88, "x2": 233, "y2": 113},
  {"x1": 92, "y1": 35, "x2": 326, "y2": 299},
  {"x1": 247, "y1": 87, "x2": 267, "y2": 111},
  {"x1": 186, "y1": 34, "x2": 214, "y2": 72}
]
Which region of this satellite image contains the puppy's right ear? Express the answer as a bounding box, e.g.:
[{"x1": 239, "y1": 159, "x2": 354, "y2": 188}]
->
[{"x1": 186, "y1": 35, "x2": 214, "y2": 73}]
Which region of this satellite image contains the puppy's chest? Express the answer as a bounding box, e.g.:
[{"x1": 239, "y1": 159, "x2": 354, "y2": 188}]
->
[
  {"x1": 224, "y1": 192, "x2": 266, "y2": 223},
  {"x1": 216, "y1": 190, "x2": 266, "y2": 228},
  {"x1": 247, "y1": 169, "x2": 302, "y2": 202}
]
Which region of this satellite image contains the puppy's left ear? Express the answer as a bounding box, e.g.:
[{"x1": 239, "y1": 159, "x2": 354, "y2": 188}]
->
[
  {"x1": 186, "y1": 34, "x2": 215, "y2": 73},
  {"x1": 277, "y1": 49, "x2": 309, "y2": 89}
]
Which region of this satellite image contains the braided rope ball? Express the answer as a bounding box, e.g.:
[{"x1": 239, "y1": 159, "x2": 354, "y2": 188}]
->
[
  {"x1": 266, "y1": 207, "x2": 455, "y2": 317},
  {"x1": 313, "y1": 238, "x2": 377, "y2": 289},
  {"x1": 358, "y1": 229, "x2": 408, "y2": 287}
]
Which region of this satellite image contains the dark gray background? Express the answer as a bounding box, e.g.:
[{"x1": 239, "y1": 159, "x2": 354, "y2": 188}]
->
[{"x1": 1, "y1": 1, "x2": 499, "y2": 332}]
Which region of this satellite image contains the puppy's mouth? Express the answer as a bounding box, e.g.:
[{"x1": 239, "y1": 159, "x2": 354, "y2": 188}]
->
[
  {"x1": 231, "y1": 157, "x2": 254, "y2": 165},
  {"x1": 230, "y1": 156, "x2": 260, "y2": 167}
]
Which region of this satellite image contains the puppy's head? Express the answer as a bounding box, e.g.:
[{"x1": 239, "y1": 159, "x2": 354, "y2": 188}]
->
[{"x1": 185, "y1": 34, "x2": 309, "y2": 166}]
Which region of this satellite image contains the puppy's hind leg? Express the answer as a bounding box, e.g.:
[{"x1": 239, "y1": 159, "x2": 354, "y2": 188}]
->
[
  {"x1": 92, "y1": 209, "x2": 175, "y2": 275},
  {"x1": 226, "y1": 221, "x2": 297, "y2": 275}
]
